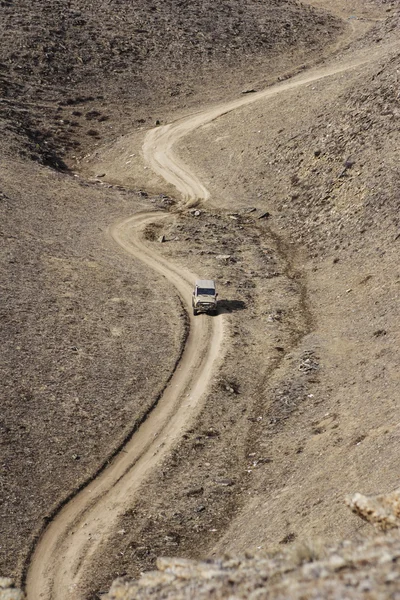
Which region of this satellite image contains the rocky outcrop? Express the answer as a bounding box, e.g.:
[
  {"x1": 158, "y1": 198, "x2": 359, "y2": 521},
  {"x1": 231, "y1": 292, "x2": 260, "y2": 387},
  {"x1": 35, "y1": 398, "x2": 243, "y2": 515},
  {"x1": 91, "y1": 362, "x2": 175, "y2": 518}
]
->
[
  {"x1": 346, "y1": 488, "x2": 400, "y2": 531},
  {"x1": 105, "y1": 532, "x2": 400, "y2": 599},
  {"x1": 106, "y1": 489, "x2": 400, "y2": 599},
  {"x1": 0, "y1": 579, "x2": 24, "y2": 600}
]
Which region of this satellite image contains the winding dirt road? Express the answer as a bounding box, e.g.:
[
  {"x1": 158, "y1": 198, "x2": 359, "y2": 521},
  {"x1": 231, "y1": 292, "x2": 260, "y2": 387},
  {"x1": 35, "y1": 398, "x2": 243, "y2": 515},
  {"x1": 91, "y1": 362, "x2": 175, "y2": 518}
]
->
[
  {"x1": 26, "y1": 212, "x2": 224, "y2": 600},
  {"x1": 142, "y1": 53, "x2": 375, "y2": 205},
  {"x1": 25, "y1": 32, "x2": 399, "y2": 600}
]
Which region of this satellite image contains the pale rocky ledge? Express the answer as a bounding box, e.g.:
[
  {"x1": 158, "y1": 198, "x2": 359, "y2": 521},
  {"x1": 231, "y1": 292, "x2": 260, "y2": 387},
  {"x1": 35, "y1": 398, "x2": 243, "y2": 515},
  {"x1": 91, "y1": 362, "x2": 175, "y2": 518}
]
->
[{"x1": 6, "y1": 488, "x2": 400, "y2": 600}]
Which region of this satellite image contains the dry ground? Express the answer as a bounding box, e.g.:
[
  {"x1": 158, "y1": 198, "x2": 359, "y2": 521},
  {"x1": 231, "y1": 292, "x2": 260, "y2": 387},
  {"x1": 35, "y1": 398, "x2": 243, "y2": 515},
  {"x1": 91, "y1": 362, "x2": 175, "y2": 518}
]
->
[
  {"x1": 1, "y1": 0, "x2": 345, "y2": 584},
  {"x1": 79, "y1": 2, "x2": 400, "y2": 597},
  {"x1": 1, "y1": 0, "x2": 399, "y2": 597}
]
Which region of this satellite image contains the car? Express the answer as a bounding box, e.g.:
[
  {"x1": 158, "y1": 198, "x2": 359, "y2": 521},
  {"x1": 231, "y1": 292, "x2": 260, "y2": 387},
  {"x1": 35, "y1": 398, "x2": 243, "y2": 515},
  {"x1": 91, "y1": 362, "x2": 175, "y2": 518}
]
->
[{"x1": 192, "y1": 279, "x2": 218, "y2": 316}]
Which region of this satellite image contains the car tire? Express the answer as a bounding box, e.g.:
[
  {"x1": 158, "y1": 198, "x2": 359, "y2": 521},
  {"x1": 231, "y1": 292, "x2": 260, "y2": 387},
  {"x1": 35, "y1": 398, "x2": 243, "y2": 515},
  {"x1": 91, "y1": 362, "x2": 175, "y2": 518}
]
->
[{"x1": 193, "y1": 308, "x2": 198, "y2": 316}]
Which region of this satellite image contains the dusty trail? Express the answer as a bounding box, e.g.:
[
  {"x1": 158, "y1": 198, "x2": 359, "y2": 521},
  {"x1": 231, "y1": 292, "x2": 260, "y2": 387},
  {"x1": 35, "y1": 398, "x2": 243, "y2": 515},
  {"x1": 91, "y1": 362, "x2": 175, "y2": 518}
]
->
[
  {"x1": 25, "y1": 25, "x2": 399, "y2": 600},
  {"x1": 143, "y1": 53, "x2": 379, "y2": 204},
  {"x1": 26, "y1": 212, "x2": 224, "y2": 600}
]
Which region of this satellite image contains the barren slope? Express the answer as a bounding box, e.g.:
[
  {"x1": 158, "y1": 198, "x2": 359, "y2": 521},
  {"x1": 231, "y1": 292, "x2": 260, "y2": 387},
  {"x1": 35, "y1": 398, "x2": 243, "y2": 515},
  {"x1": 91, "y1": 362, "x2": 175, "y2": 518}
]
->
[
  {"x1": 0, "y1": 0, "x2": 343, "y2": 167},
  {"x1": 0, "y1": 0, "x2": 346, "y2": 584},
  {"x1": 72, "y1": 1, "x2": 400, "y2": 595},
  {"x1": 2, "y1": 0, "x2": 399, "y2": 597},
  {"x1": 171, "y1": 9, "x2": 400, "y2": 555}
]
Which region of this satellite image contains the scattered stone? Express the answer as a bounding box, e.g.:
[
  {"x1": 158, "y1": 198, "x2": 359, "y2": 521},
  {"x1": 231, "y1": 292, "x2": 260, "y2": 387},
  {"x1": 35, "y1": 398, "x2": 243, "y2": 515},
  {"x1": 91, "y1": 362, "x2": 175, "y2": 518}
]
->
[
  {"x1": 373, "y1": 329, "x2": 387, "y2": 337},
  {"x1": 0, "y1": 579, "x2": 24, "y2": 600},
  {"x1": 185, "y1": 486, "x2": 204, "y2": 497},
  {"x1": 343, "y1": 155, "x2": 356, "y2": 169},
  {"x1": 158, "y1": 235, "x2": 166, "y2": 243},
  {"x1": 216, "y1": 254, "x2": 232, "y2": 262},
  {"x1": 241, "y1": 89, "x2": 257, "y2": 94},
  {"x1": 96, "y1": 173, "x2": 106, "y2": 178},
  {"x1": 258, "y1": 211, "x2": 270, "y2": 220},
  {"x1": 215, "y1": 478, "x2": 235, "y2": 487},
  {"x1": 298, "y1": 353, "x2": 319, "y2": 373}
]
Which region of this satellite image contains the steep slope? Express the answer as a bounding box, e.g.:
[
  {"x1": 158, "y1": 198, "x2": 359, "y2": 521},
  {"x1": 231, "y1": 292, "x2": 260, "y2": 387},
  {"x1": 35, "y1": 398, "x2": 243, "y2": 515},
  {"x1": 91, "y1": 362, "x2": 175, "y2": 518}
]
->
[{"x1": 166, "y1": 8, "x2": 400, "y2": 555}]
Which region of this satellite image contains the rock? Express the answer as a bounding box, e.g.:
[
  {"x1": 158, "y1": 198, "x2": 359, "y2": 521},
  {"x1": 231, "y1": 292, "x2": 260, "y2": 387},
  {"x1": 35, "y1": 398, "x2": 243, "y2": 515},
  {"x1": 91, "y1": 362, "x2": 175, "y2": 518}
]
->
[
  {"x1": 241, "y1": 89, "x2": 257, "y2": 94},
  {"x1": 258, "y1": 212, "x2": 270, "y2": 219},
  {"x1": 0, "y1": 579, "x2": 24, "y2": 600},
  {"x1": 215, "y1": 478, "x2": 235, "y2": 487},
  {"x1": 158, "y1": 235, "x2": 166, "y2": 243},
  {"x1": 105, "y1": 529, "x2": 400, "y2": 599},
  {"x1": 343, "y1": 155, "x2": 356, "y2": 169},
  {"x1": 216, "y1": 254, "x2": 231, "y2": 262},
  {"x1": 96, "y1": 173, "x2": 106, "y2": 178},
  {"x1": 373, "y1": 329, "x2": 387, "y2": 337},
  {"x1": 185, "y1": 486, "x2": 204, "y2": 497},
  {"x1": 346, "y1": 488, "x2": 400, "y2": 530}
]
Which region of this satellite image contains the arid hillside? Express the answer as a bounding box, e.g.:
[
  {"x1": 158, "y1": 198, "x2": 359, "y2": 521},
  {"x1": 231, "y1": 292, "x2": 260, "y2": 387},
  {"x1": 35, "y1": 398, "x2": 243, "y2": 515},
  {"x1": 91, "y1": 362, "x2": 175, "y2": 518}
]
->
[
  {"x1": 0, "y1": 0, "x2": 345, "y2": 586},
  {"x1": 1, "y1": 0, "x2": 400, "y2": 598},
  {"x1": 0, "y1": 0, "x2": 342, "y2": 168}
]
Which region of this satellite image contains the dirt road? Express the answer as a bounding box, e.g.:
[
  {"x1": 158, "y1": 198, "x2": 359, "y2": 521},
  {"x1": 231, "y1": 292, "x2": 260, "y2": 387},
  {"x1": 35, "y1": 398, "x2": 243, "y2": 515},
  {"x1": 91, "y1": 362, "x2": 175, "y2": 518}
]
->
[
  {"x1": 25, "y1": 31, "x2": 399, "y2": 600},
  {"x1": 142, "y1": 48, "x2": 386, "y2": 206},
  {"x1": 25, "y1": 212, "x2": 224, "y2": 600}
]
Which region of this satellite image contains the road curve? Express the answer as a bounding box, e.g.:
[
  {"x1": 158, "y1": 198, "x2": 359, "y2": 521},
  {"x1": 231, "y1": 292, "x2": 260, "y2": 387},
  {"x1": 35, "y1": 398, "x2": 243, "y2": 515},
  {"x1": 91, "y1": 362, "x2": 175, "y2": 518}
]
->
[
  {"x1": 25, "y1": 212, "x2": 224, "y2": 600},
  {"x1": 25, "y1": 36, "x2": 399, "y2": 600},
  {"x1": 142, "y1": 54, "x2": 376, "y2": 205}
]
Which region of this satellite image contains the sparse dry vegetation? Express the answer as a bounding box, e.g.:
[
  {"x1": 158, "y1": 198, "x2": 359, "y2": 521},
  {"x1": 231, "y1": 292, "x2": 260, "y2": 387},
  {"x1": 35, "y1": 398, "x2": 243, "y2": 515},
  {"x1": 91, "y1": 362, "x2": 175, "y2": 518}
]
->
[{"x1": 1, "y1": 0, "x2": 400, "y2": 598}]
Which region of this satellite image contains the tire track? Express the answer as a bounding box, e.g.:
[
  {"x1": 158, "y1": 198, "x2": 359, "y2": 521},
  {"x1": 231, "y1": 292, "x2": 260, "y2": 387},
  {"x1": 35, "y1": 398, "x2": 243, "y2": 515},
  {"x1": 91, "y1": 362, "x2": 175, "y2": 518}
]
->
[
  {"x1": 25, "y1": 212, "x2": 224, "y2": 600},
  {"x1": 25, "y1": 37, "x2": 399, "y2": 600}
]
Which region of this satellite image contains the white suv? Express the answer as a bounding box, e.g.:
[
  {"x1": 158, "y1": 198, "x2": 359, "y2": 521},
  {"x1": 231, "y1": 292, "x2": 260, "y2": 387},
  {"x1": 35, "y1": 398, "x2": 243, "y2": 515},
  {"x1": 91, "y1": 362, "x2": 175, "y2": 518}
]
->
[{"x1": 192, "y1": 280, "x2": 218, "y2": 316}]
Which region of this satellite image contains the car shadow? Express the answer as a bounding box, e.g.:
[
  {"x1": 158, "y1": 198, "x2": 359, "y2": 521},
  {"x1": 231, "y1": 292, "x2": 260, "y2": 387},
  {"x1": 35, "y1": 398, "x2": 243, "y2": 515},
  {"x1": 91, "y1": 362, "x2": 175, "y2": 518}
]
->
[{"x1": 216, "y1": 299, "x2": 247, "y2": 314}]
